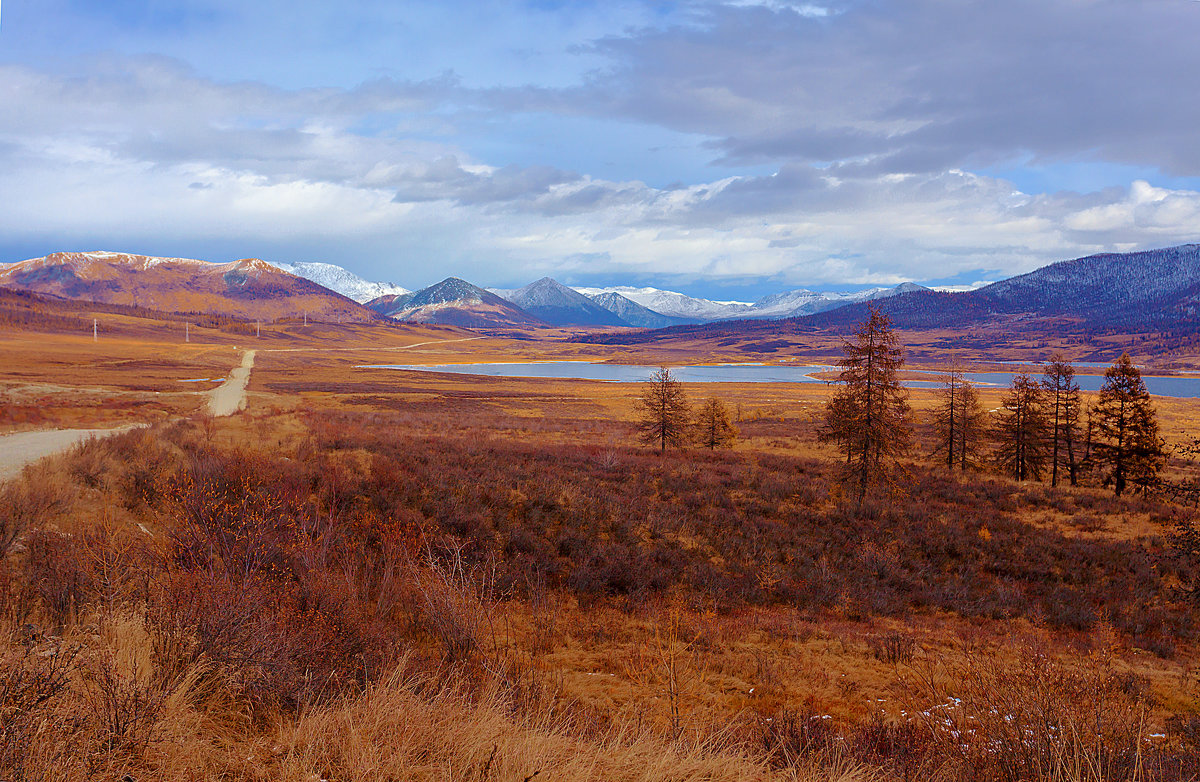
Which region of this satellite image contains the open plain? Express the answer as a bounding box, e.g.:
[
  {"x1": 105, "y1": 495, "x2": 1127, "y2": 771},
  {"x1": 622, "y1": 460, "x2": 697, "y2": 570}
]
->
[{"x1": 5, "y1": 307, "x2": 1200, "y2": 781}]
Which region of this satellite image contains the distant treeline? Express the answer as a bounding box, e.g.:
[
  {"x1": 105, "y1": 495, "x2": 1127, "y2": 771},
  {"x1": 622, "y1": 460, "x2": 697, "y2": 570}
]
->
[{"x1": 580, "y1": 293, "x2": 1200, "y2": 353}]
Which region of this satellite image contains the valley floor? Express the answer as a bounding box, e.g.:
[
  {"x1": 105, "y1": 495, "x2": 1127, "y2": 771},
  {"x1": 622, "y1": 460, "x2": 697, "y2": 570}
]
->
[{"x1": 5, "y1": 318, "x2": 1200, "y2": 780}]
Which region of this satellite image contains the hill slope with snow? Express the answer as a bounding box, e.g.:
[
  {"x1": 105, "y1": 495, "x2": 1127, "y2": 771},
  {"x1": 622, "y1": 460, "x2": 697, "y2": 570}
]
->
[
  {"x1": 588, "y1": 291, "x2": 689, "y2": 328},
  {"x1": 572, "y1": 286, "x2": 753, "y2": 322},
  {"x1": 273, "y1": 261, "x2": 409, "y2": 304}
]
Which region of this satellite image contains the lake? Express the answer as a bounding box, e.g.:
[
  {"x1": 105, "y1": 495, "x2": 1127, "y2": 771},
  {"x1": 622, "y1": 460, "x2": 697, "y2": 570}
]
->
[{"x1": 358, "y1": 362, "x2": 1200, "y2": 399}]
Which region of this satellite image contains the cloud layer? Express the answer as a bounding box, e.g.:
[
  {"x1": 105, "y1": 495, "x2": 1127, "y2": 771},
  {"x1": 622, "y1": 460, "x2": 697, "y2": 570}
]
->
[{"x1": 1, "y1": 0, "x2": 1198, "y2": 295}]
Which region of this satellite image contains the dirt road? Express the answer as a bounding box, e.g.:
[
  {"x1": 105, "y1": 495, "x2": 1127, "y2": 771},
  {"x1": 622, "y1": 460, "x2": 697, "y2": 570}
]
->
[
  {"x1": 207, "y1": 349, "x2": 255, "y2": 417},
  {"x1": 0, "y1": 426, "x2": 143, "y2": 482},
  {"x1": 206, "y1": 338, "x2": 479, "y2": 415},
  {"x1": 1, "y1": 350, "x2": 255, "y2": 482},
  {"x1": 1, "y1": 338, "x2": 477, "y2": 481}
]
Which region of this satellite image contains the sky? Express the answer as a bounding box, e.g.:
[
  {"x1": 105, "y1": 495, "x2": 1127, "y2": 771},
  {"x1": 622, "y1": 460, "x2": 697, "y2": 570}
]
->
[{"x1": 2, "y1": 0, "x2": 1200, "y2": 300}]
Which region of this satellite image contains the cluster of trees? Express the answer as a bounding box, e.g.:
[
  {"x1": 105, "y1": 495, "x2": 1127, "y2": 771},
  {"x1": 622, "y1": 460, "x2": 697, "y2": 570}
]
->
[
  {"x1": 980, "y1": 354, "x2": 1164, "y2": 495},
  {"x1": 819, "y1": 306, "x2": 1165, "y2": 502},
  {"x1": 631, "y1": 305, "x2": 1167, "y2": 504},
  {"x1": 635, "y1": 368, "x2": 739, "y2": 451}
]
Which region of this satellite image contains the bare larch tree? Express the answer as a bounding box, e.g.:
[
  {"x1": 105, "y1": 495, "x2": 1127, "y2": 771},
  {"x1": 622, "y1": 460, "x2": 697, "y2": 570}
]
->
[
  {"x1": 993, "y1": 373, "x2": 1050, "y2": 482},
  {"x1": 695, "y1": 398, "x2": 738, "y2": 450},
  {"x1": 636, "y1": 367, "x2": 692, "y2": 451},
  {"x1": 932, "y1": 368, "x2": 987, "y2": 471},
  {"x1": 1042, "y1": 354, "x2": 1082, "y2": 487},
  {"x1": 819, "y1": 305, "x2": 912, "y2": 504}
]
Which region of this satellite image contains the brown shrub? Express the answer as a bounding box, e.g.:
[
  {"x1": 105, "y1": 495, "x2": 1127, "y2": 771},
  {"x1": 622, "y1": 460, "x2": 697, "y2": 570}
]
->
[
  {"x1": 82, "y1": 657, "x2": 165, "y2": 754},
  {"x1": 409, "y1": 543, "x2": 498, "y2": 664},
  {"x1": 0, "y1": 641, "x2": 83, "y2": 780},
  {"x1": 0, "y1": 464, "x2": 74, "y2": 555},
  {"x1": 866, "y1": 632, "x2": 917, "y2": 666},
  {"x1": 234, "y1": 409, "x2": 1199, "y2": 645},
  {"x1": 19, "y1": 530, "x2": 96, "y2": 626},
  {"x1": 756, "y1": 705, "x2": 841, "y2": 767},
  {"x1": 144, "y1": 446, "x2": 412, "y2": 712},
  {"x1": 900, "y1": 641, "x2": 1152, "y2": 782}
]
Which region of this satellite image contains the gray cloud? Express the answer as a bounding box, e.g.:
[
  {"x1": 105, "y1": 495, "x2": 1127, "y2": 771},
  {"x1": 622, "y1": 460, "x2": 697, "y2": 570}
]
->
[
  {"x1": 518, "y1": 0, "x2": 1200, "y2": 175},
  {"x1": 2, "y1": 7, "x2": 1200, "y2": 294},
  {"x1": 383, "y1": 157, "x2": 584, "y2": 204}
]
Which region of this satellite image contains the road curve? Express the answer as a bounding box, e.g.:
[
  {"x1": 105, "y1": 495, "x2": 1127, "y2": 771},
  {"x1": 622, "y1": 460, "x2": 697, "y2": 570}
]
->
[
  {"x1": 208, "y1": 349, "x2": 255, "y2": 417},
  {"x1": 1, "y1": 350, "x2": 254, "y2": 483},
  {"x1": 0, "y1": 426, "x2": 144, "y2": 482},
  {"x1": 1, "y1": 338, "x2": 472, "y2": 481}
]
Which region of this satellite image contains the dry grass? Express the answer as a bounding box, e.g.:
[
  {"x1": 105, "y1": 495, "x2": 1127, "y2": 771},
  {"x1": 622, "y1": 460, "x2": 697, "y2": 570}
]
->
[
  {"x1": 276, "y1": 666, "x2": 878, "y2": 782},
  {"x1": 3, "y1": 411, "x2": 1200, "y2": 780},
  {"x1": 6, "y1": 320, "x2": 1200, "y2": 780}
]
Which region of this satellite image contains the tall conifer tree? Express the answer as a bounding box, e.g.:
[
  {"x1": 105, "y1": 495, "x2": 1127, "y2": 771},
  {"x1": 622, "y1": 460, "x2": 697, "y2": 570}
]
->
[
  {"x1": 636, "y1": 367, "x2": 692, "y2": 452},
  {"x1": 1091, "y1": 354, "x2": 1164, "y2": 496},
  {"x1": 819, "y1": 305, "x2": 911, "y2": 504},
  {"x1": 1042, "y1": 354, "x2": 1082, "y2": 487},
  {"x1": 696, "y1": 398, "x2": 738, "y2": 450},
  {"x1": 933, "y1": 368, "x2": 987, "y2": 471},
  {"x1": 994, "y1": 374, "x2": 1050, "y2": 482}
]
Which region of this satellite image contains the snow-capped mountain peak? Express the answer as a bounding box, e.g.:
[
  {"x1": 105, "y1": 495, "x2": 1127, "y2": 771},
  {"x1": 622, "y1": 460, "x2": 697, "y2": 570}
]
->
[
  {"x1": 588, "y1": 291, "x2": 685, "y2": 328},
  {"x1": 734, "y1": 282, "x2": 932, "y2": 319},
  {"x1": 501, "y1": 277, "x2": 629, "y2": 326},
  {"x1": 572, "y1": 285, "x2": 753, "y2": 321},
  {"x1": 273, "y1": 261, "x2": 409, "y2": 304}
]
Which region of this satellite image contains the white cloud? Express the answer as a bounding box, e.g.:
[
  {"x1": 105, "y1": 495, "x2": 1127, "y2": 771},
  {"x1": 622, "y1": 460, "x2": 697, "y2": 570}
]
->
[
  {"x1": 721, "y1": 2, "x2": 831, "y2": 17},
  {"x1": 2, "y1": 46, "x2": 1199, "y2": 292},
  {"x1": 1063, "y1": 181, "x2": 1200, "y2": 238}
]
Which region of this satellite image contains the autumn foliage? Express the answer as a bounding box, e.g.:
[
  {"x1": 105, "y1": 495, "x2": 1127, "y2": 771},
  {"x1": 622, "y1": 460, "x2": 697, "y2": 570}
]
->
[{"x1": 0, "y1": 368, "x2": 1196, "y2": 780}]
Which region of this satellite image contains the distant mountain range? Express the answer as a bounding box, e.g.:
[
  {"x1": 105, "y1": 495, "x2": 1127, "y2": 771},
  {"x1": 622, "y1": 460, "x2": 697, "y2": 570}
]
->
[
  {"x1": 259, "y1": 258, "x2": 933, "y2": 328},
  {"x1": 741, "y1": 282, "x2": 929, "y2": 319},
  {"x1": 585, "y1": 244, "x2": 1200, "y2": 347},
  {"x1": 7, "y1": 245, "x2": 1200, "y2": 339},
  {"x1": 587, "y1": 291, "x2": 687, "y2": 328},
  {"x1": 569, "y1": 286, "x2": 753, "y2": 321},
  {"x1": 378, "y1": 278, "x2": 926, "y2": 328},
  {"x1": 505, "y1": 278, "x2": 628, "y2": 327},
  {"x1": 804, "y1": 244, "x2": 1200, "y2": 332}
]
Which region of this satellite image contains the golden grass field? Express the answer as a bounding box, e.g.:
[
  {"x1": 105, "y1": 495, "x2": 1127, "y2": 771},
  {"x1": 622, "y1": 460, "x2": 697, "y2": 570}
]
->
[{"x1": 6, "y1": 312, "x2": 1200, "y2": 780}]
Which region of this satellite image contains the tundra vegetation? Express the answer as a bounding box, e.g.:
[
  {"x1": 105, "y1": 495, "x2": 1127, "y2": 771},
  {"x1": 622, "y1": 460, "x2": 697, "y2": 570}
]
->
[{"x1": 3, "y1": 317, "x2": 1200, "y2": 781}]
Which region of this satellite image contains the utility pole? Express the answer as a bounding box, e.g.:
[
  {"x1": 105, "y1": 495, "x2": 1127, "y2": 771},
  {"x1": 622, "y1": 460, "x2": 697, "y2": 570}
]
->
[
  {"x1": 256, "y1": 320, "x2": 260, "y2": 338},
  {"x1": 185, "y1": 322, "x2": 190, "y2": 342},
  {"x1": 303, "y1": 310, "x2": 307, "y2": 326},
  {"x1": 93, "y1": 318, "x2": 97, "y2": 342}
]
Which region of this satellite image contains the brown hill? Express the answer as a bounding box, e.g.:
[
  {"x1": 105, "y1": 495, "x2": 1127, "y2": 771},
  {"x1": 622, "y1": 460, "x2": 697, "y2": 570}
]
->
[{"x1": 0, "y1": 251, "x2": 379, "y2": 322}]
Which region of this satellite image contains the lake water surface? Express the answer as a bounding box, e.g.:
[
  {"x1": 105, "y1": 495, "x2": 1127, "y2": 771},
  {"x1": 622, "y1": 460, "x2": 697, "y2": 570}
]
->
[{"x1": 359, "y1": 362, "x2": 1200, "y2": 399}]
